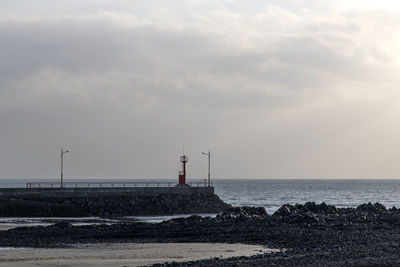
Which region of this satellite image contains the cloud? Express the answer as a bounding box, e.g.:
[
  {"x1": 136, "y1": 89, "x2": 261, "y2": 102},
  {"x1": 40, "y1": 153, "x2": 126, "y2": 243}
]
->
[{"x1": 1, "y1": 3, "x2": 400, "y2": 178}]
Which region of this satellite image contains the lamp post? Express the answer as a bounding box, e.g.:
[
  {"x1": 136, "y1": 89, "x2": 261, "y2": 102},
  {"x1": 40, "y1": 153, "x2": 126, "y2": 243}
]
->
[
  {"x1": 60, "y1": 149, "x2": 69, "y2": 188},
  {"x1": 202, "y1": 151, "x2": 211, "y2": 187}
]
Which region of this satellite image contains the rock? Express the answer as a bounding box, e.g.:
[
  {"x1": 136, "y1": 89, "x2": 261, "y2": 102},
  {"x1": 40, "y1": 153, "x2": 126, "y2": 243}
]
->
[
  {"x1": 53, "y1": 222, "x2": 73, "y2": 229},
  {"x1": 216, "y1": 206, "x2": 268, "y2": 220},
  {"x1": 303, "y1": 202, "x2": 338, "y2": 214},
  {"x1": 389, "y1": 206, "x2": 397, "y2": 212},
  {"x1": 273, "y1": 204, "x2": 297, "y2": 217},
  {"x1": 356, "y1": 202, "x2": 387, "y2": 214},
  {"x1": 274, "y1": 202, "x2": 339, "y2": 218},
  {"x1": 276, "y1": 210, "x2": 321, "y2": 224}
]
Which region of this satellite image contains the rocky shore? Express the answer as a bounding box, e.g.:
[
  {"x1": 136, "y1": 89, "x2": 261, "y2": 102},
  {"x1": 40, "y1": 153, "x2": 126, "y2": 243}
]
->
[{"x1": 2, "y1": 202, "x2": 400, "y2": 266}]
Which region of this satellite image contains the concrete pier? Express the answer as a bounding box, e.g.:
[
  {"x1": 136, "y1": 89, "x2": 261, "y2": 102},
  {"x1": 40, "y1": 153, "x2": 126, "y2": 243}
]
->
[
  {"x1": 0, "y1": 185, "x2": 230, "y2": 217},
  {"x1": 0, "y1": 186, "x2": 214, "y2": 199}
]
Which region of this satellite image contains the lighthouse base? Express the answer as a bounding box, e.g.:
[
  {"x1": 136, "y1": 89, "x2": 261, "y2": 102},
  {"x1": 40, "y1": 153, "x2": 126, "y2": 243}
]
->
[{"x1": 179, "y1": 175, "x2": 186, "y2": 185}]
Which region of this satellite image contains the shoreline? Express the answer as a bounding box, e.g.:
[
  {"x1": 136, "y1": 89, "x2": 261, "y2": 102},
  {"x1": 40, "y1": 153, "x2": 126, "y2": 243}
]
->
[
  {"x1": 1, "y1": 202, "x2": 400, "y2": 266},
  {"x1": 0, "y1": 213, "x2": 218, "y2": 231}
]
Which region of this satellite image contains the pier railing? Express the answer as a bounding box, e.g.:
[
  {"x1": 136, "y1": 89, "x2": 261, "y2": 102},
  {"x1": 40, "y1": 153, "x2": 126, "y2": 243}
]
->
[{"x1": 26, "y1": 181, "x2": 212, "y2": 189}]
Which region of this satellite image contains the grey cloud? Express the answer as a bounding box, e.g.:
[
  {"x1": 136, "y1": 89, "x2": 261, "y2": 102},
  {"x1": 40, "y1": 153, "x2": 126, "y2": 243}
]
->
[
  {"x1": 0, "y1": 15, "x2": 389, "y2": 96},
  {"x1": 274, "y1": 36, "x2": 372, "y2": 79},
  {"x1": 0, "y1": 8, "x2": 399, "y2": 179}
]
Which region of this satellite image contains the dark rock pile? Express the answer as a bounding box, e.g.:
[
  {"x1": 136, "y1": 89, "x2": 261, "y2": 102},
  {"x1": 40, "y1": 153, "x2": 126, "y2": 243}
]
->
[
  {"x1": 356, "y1": 202, "x2": 387, "y2": 214},
  {"x1": 265, "y1": 201, "x2": 400, "y2": 225},
  {"x1": 216, "y1": 206, "x2": 269, "y2": 220},
  {"x1": 274, "y1": 202, "x2": 338, "y2": 216}
]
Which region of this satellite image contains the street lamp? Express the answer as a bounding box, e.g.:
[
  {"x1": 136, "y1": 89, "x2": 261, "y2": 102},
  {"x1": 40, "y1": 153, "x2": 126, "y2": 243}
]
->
[
  {"x1": 202, "y1": 151, "x2": 211, "y2": 187},
  {"x1": 60, "y1": 149, "x2": 69, "y2": 188}
]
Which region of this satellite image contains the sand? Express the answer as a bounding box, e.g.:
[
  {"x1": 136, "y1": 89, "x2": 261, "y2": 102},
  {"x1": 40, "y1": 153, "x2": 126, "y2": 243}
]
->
[{"x1": 0, "y1": 243, "x2": 277, "y2": 267}]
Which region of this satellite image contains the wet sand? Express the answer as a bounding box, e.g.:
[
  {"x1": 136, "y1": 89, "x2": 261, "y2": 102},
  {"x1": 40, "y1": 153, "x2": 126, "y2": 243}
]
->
[{"x1": 0, "y1": 243, "x2": 276, "y2": 267}]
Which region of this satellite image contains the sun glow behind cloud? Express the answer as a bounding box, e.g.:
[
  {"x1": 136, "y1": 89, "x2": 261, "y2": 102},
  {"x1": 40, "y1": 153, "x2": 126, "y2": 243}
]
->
[{"x1": 335, "y1": 0, "x2": 400, "y2": 11}]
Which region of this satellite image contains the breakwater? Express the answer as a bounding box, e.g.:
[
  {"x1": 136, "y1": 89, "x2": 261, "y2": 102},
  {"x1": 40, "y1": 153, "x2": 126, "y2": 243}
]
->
[{"x1": 0, "y1": 186, "x2": 231, "y2": 217}]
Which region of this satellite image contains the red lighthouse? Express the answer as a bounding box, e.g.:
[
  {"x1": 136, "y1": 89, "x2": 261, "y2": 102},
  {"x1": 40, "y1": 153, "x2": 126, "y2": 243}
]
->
[{"x1": 178, "y1": 154, "x2": 188, "y2": 185}]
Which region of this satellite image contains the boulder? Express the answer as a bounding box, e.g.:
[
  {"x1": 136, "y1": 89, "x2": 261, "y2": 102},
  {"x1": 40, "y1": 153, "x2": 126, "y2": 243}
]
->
[
  {"x1": 356, "y1": 202, "x2": 387, "y2": 214},
  {"x1": 303, "y1": 202, "x2": 338, "y2": 214},
  {"x1": 216, "y1": 206, "x2": 268, "y2": 220},
  {"x1": 273, "y1": 204, "x2": 298, "y2": 217}
]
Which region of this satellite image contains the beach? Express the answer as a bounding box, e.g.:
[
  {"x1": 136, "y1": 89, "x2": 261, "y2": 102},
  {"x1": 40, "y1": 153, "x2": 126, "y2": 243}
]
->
[
  {"x1": 0, "y1": 242, "x2": 272, "y2": 267},
  {"x1": 2, "y1": 203, "x2": 400, "y2": 266}
]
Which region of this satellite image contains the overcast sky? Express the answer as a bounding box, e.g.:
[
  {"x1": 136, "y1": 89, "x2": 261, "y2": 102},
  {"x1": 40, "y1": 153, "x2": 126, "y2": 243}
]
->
[{"x1": 1, "y1": 1, "x2": 400, "y2": 179}]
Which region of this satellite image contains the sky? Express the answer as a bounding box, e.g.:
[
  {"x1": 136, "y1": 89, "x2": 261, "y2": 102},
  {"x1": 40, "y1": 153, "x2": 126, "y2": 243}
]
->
[{"x1": 1, "y1": 1, "x2": 400, "y2": 179}]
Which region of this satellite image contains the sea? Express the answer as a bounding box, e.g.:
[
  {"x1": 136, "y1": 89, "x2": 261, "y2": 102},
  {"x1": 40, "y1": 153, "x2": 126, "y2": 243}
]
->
[{"x1": 0, "y1": 178, "x2": 399, "y2": 228}]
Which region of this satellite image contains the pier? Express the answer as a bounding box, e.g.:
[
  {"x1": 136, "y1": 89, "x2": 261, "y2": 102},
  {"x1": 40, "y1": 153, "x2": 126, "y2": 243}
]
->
[
  {"x1": 0, "y1": 184, "x2": 228, "y2": 217},
  {"x1": 1, "y1": 183, "x2": 214, "y2": 199},
  {"x1": 0, "y1": 153, "x2": 230, "y2": 217}
]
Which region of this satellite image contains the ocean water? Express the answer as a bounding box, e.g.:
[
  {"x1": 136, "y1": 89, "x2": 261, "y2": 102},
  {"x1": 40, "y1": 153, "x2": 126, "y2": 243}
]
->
[
  {"x1": 1, "y1": 178, "x2": 400, "y2": 222},
  {"x1": 213, "y1": 179, "x2": 400, "y2": 214}
]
